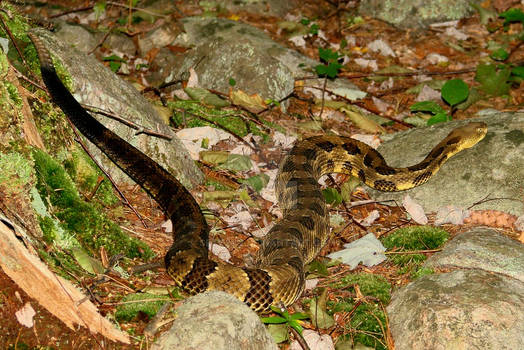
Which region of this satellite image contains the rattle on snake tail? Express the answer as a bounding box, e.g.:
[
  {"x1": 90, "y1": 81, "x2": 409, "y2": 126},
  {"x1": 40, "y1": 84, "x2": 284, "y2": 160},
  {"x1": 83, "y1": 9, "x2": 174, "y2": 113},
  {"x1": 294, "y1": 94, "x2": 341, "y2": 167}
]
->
[{"x1": 29, "y1": 32, "x2": 487, "y2": 313}]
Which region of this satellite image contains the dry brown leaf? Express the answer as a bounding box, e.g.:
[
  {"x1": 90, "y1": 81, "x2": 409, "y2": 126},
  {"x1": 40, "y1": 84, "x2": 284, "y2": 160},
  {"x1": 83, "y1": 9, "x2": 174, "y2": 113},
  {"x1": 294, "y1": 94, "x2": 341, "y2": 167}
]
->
[{"x1": 229, "y1": 89, "x2": 267, "y2": 113}]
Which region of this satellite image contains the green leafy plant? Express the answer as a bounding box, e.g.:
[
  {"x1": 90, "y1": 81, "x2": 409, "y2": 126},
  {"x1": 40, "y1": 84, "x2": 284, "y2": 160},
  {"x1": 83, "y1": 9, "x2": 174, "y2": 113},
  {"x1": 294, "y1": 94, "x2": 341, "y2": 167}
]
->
[
  {"x1": 410, "y1": 78, "x2": 469, "y2": 125},
  {"x1": 315, "y1": 48, "x2": 343, "y2": 78},
  {"x1": 300, "y1": 18, "x2": 319, "y2": 35},
  {"x1": 499, "y1": 8, "x2": 524, "y2": 27},
  {"x1": 322, "y1": 187, "x2": 342, "y2": 206},
  {"x1": 103, "y1": 54, "x2": 125, "y2": 73},
  {"x1": 261, "y1": 306, "x2": 309, "y2": 335},
  {"x1": 475, "y1": 63, "x2": 511, "y2": 96}
]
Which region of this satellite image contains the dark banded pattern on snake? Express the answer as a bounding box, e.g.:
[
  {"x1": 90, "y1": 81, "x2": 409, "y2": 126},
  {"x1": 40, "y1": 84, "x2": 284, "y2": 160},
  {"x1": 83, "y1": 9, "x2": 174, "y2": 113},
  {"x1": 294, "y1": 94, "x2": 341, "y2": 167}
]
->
[{"x1": 29, "y1": 32, "x2": 488, "y2": 313}]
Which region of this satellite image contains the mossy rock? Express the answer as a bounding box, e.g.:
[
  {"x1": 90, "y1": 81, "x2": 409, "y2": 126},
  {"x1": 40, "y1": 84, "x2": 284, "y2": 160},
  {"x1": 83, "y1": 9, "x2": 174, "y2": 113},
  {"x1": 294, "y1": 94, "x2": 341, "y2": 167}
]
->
[{"x1": 115, "y1": 293, "x2": 170, "y2": 322}]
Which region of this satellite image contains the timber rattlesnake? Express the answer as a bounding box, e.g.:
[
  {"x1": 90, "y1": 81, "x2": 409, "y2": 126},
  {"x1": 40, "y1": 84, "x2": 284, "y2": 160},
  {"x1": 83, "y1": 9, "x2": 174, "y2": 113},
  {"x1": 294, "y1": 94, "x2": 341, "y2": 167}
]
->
[{"x1": 29, "y1": 33, "x2": 487, "y2": 313}]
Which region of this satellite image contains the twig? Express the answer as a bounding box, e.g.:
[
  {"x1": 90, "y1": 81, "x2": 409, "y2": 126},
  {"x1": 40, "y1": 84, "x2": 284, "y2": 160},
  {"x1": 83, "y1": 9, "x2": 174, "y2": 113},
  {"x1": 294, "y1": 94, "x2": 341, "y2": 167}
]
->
[
  {"x1": 144, "y1": 301, "x2": 172, "y2": 337},
  {"x1": 289, "y1": 327, "x2": 311, "y2": 350},
  {"x1": 467, "y1": 194, "x2": 520, "y2": 210},
  {"x1": 0, "y1": 14, "x2": 32, "y2": 77},
  {"x1": 10, "y1": 64, "x2": 46, "y2": 94},
  {"x1": 385, "y1": 248, "x2": 441, "y2": 255},
  {"x1": 106, "y1": 1, "x2": 168, "y2": 18},
  {"x1": 172, "y1": 107, "x2": 256, "y2": 151},
  {"x1": 48, "y1": 5, "x2": 93, "y2": 18},
  {"x1": 82, "y1": 104, "x2": 173, "y2": 140},
  {"x1": 88, "y1": 30, "x2": 111, "y2": 55},
  {"x1": 302, "y1": 85, "x2": 412, "y2": 128}
]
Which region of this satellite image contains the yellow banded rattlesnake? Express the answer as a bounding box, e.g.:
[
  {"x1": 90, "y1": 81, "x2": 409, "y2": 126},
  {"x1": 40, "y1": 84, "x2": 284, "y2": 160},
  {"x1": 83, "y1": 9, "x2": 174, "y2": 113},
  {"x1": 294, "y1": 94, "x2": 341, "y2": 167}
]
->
[{"x1": 29, "y1": 33, "x2": 487, "y2": 313}]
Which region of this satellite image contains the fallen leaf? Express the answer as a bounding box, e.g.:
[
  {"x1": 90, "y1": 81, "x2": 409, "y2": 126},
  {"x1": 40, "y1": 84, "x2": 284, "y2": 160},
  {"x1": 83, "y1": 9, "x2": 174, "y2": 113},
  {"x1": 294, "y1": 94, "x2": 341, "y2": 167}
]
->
[
  {"x1": 434, "y1": 205, "x2": 470, "y2": 225},
  {"x1": 340, "y1": 106, "x2": 386, "y2": 134},
  {"x1": 15, "y1": 302, "x2": 36, "y2": 328},
  {"x1": 71, "y1": 247, "x2": 105, "y2": 274},
  {"x1": 307, "y1": 289, "x2": 335, "y2": 329},
  {"x1": 327, "y1": 233, "x2": 387, "y2": 269},
  {"x1": 402, "y1": 195, "x2": 428, "y2": 224},
  {"x1": 359, "y1": 209, "x2": 380, "y2": 227},
  {"x1": 184, "y1": 87, "x2": 230, "y2": 107},
  {"x1": 229, "y1": 89, "x2": 267, "y2": 113},
  {"x1": 209, "y1": 243, "x2": 231, "y2": 262},
  {"x1": 186, "y1": 67, "x2": 199, "y2": 88},
  {"x1": 290, "y1": 329, "x2": 334, "y2": 350}
]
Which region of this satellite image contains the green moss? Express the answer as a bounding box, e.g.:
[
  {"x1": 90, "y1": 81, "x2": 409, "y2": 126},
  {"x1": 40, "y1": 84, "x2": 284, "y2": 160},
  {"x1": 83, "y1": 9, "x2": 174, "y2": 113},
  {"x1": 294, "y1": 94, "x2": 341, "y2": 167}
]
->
[
  {"x1": 32, "y1": 148, "x2": 153, "y2": 259},
  {"x1": 115, "y1": 293, "x2": 170, "y2": 322},
  {"x1": 330, "y1": 273, "x2": 390, "y2": 350},
  {"x1": 381, "y1": 226, "x2": 449, "y2": 251},
  {"x1": 38, "y1": 249, "x2": 86, "y2": 279},
  {"x1": 168, "y1": 100, "x2": 268, "y2": 141},
  {"x1": 381, "y1": 226, "x2": 448, "y2": 273},
  {"x1": 335, "y1": 273, "x2": 391, "y2": 304},
  {"x1": 31, "y1": 97, "x2": 72, "y2": 152},
  {"x1": 63, "y1": 149, "x2": 118, "y2": 206},
  {"x1": 39, "y1": 216, "x2": 57, "y2": 244},
  {"x1": 0, "y1": 51, "x2": 8, "y2": 75},
  {"x1": 5, "y1": 82, "x2": 22, "y2": 107},
  {"x1": 411, "y1": 266, "x2": 434, "y2": 279},
  {"x1": 0, "y1": 151, "x2": 35, "y2": 194}
]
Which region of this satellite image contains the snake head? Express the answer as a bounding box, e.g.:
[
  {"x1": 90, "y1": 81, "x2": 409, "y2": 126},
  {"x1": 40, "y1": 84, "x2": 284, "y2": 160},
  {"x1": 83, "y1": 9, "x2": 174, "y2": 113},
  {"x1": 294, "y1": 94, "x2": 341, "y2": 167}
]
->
[{"x1": 448, "y1": 122, "x2": 488, "y2": 149}]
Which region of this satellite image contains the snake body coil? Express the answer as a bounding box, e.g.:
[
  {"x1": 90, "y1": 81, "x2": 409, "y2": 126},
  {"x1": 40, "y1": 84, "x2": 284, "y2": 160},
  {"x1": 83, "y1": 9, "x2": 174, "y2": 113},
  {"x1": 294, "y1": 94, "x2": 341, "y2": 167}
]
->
[{"x1": 30, "y1": 33, "x2": 487, "y2": 313}]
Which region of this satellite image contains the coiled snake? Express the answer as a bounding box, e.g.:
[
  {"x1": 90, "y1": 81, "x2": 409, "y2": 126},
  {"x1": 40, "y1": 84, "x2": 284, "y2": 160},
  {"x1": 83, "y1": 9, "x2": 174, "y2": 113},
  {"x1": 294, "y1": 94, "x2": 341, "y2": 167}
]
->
[{"x1": 29, "y1": 33, "x2": 487, "y2": 313}]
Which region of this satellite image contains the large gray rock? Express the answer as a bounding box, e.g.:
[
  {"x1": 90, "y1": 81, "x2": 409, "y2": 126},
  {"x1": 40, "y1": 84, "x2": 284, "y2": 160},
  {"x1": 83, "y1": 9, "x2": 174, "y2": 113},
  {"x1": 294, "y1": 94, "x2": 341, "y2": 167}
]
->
[
  {"x1": 368, "y1": 113, "x2": 524, "y2": 215},
  {"x1": 387, "y1": 269, "x2": 524, "y2": 350},
  {"x1": 425, "y1": 228, "x2": 524, "y2": 282},
  {"x1": 359, "y1": 0, "x2": 482, "y2": 30},
  {"x1": 155, "y1": 17, "x2": 362, "y2": 104},
  {"x1": 32, "y1": 28, "x2": 203, "y2": 188},
  {"x1": 152, "y1": 291, "x2": 277, "y2": 350}
]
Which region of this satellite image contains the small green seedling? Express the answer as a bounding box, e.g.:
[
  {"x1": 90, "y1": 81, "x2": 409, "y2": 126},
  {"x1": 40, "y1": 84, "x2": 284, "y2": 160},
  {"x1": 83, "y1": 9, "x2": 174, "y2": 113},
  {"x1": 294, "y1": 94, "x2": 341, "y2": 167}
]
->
[
  {"x1": 315, "y1": 48, "x2": 343, "y2": 79},
  {"x1": 410, "y1": 78, "x2": 469, "y2": 125},
  {"x1": 103, "y1": 54, "x2": 126, "y2": 73},
  {"x1": 261, "y1": 306, "x2": 309, "y2": 335}
]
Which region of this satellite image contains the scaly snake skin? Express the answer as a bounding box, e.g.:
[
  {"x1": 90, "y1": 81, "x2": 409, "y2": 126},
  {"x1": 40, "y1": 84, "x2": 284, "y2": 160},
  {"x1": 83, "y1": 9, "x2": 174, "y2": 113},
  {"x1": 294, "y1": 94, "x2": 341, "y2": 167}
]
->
[{"x1": 29, "y1": 33, "x2": 487, "y2": 313}]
